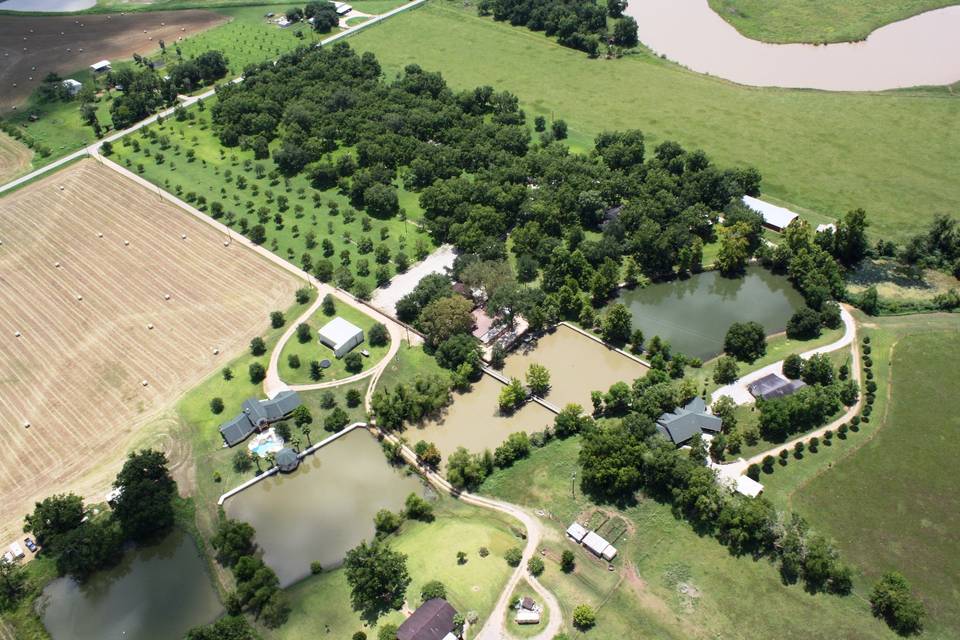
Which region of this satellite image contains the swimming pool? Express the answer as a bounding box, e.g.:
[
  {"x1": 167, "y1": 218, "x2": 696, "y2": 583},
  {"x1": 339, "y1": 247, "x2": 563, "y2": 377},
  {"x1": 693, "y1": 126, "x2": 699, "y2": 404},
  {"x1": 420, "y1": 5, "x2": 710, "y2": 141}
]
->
[{"x1": 247, "y1": 428, "x2": 284, "y2": 458}]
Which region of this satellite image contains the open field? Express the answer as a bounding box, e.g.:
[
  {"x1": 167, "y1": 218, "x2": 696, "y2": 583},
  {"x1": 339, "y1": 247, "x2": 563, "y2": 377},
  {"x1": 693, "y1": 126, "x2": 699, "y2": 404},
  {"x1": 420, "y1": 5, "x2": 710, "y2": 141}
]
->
[
  {"x1": 273, "y1": 497, "x2": 518, "y2": 640},
  {"x1": 110, "y1": 98, "x2": 436, "y2": 297},
  {"x1": 481, "y1": 437, "x2": 900, "y2": 640},
  {"x1": 346, "y1": 1, "x2": 960, "y2": 243},
  {"x1": 0, "y1": 9, "x2": 226, "y2": 108},
  {"x1": 277, "y1": 300, "x2": 389, "y2": 384},
  {"x1": 0, "y1": 159, "x2": 300, "y2": 546},
  {"x1": 0, "y1": 130, "x2": 32, "y2": 183},
  {"x1": 707, "y1": 0, "x2": 960, "y2": 43},
  {"x1": 792, "y1": 327, "x2": 960, "y2": 638}
]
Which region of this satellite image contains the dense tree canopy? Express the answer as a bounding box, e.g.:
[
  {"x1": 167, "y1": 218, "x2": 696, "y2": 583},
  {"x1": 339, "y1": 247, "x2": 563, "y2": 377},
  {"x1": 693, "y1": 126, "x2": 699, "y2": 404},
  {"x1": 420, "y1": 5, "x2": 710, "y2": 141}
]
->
[
  {"x1": 112, "y1": 449, "x2": 177, "y2": 542},
  {"x1": 344, "y1": 540, "x2": 411, "y2": 618}
]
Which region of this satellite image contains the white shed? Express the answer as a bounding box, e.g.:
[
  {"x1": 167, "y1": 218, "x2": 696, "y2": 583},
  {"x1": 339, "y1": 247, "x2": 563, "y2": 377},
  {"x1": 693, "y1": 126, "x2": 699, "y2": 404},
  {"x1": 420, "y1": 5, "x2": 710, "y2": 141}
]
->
[
  {"x1": 62, "y1": 78, "x2": 82, "y2": 95},
  {"x1": 516, "y1": 609, "x2": 541, "y2": 625},
  {"x1": 581, "y1": 531, "x2": 611, "y2": 558},
  {"x1": 566, "y1": 522, "x2": 588, "y2": 543},
  {"x1": 90, "y1": 59, "x2": 111, "y2": 73},
  {"x1": 816, "y1": 223, "x2": 837, "y2": 234},
  {"x1": 601, "y1": 544, "x2": 618, "y2": 561},
  {"x1": 742, "y1": 195, "x2": 799, "y2": 232},
  {"x1": 318, "y1": 316, "x2": 364, "y2": 358},
  {"x1": 735, "y1": 475, "x2": 765, "y2": 498}
]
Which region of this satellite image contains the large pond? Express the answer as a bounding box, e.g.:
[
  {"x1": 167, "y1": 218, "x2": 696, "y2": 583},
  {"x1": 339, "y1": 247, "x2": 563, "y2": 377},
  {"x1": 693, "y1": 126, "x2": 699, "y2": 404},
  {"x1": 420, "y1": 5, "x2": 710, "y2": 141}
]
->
[
  {"x1": 0, "y1": 0, "x2": 96, "y2": 11},
  {"x1": 40, "y1": 529, "x2": 222, "y2": 640},
  {"x1": 626, "y1": 0, "x2": 960, "y2": 90},
  {"x1": 224, "y1": 428, "x2": 425, "y2": 586},
  {"x1": 503, "y1": 324, "x2": 648, "y2": 407},
  {"x1": 413, "y1": 375, "x2": 555, "y2": 462},
  {"x1": 615, "y1": 267, "x2": 804, "y2": 360}
]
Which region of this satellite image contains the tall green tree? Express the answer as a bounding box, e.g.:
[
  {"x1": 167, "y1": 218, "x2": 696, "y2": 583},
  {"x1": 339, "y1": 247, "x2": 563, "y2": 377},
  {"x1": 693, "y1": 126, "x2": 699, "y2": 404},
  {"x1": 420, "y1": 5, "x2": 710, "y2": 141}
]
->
[
  {"x1": 112, "y1": 449, "x2": 177, "y2": 542},
  {"x1": 23, "y1": 493, "x2": 84, "y2": 549},
  {"x1": 344, "y1": 540, "x2": 411, "y2": 618}
]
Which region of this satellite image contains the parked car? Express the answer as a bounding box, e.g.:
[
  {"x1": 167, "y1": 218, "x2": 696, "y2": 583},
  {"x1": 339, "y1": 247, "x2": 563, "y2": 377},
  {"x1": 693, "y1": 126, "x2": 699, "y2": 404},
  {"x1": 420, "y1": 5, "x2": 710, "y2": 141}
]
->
[{"x1": 23, "y1": 538, "x2": 37, "y2": 553}]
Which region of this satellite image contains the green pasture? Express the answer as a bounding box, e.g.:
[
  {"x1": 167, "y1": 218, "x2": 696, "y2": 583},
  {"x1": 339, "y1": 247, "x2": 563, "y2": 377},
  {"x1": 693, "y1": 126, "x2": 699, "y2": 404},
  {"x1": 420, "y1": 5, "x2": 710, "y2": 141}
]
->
[
  {"x1": 707, "y1": 0, "x2": 960, "y2": 43},
  {"x1": 346, "y1": 1, "x2": 960, "y2": 243}
]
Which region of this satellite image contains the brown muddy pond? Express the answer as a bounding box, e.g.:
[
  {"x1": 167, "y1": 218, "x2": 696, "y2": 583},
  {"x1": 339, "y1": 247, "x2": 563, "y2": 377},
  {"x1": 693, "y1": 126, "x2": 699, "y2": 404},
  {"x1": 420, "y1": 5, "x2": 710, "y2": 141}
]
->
[
  {"x1": 502, "y1": 324, "x2": 648, "y2": 407},
  {"x1": 412, "y1": 375, "x2": 555, "y2": 462},
  {"x1": 627, "y1": 0, "x2": 960, "y2": 90},
  {"x1": 224, "y1": 428, "x2": 426, "y2": 586}
]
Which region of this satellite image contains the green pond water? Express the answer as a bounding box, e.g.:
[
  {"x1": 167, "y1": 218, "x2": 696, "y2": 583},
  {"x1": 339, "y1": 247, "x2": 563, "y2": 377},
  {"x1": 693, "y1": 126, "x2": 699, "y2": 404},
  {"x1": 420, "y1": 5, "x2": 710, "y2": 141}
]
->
[
  {"x1": 616, "y1": 267, "x2": 804, "y2": 359},
  {"x1": 40, "y1": 529, "x2": 222, "y2": 640},
  {"x1": 224, "y1": 428, "x2": 426, "y2": 586}
]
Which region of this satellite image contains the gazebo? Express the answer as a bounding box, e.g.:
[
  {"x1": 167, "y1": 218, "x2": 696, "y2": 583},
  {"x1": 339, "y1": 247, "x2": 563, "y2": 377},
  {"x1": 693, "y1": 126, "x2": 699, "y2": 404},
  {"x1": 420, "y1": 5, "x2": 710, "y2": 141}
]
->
[{"x1": 275, "y1": 447, "x2": 300, "y2": 473}]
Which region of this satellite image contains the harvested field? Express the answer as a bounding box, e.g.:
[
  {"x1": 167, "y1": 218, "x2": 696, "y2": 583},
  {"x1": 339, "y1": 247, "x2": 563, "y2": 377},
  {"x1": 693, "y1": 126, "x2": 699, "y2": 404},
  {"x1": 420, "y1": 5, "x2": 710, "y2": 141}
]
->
[
  {"x1": 0, "y1": 131, "x2": 32, "y2": 183},
  {"x1": 0, "y1": 9, "x2": 227, "y2": 109},
  {"x1": 0, "y1": 159, "x2": 299, "y2": 543}
]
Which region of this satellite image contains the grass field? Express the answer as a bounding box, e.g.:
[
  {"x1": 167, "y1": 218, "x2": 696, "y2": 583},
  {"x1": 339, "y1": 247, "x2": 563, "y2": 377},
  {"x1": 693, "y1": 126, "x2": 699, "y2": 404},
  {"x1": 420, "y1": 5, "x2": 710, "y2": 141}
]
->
[
  {"x1": 110, "y1": 100, "x2": 435, "y2": 296},
  {"x1": 0, "y1": 159, "x2": 300, "y2": 550},
  {"x1": 790, "y1": 324, "x2": 960, "y2": 638},
  {"x1": 273, "y1": 497, "x2": 518, "y2": 640},
  {"x1": 481, "y1": 436, "x2": 901, "y2": 640},
  {"x1": 277, "y1": 300, "x2": 390, "y2": 384},
  {"x1": 345, "y1": 1, "x2": 960, "y2": 243},
  {"x1": 707, "y1": 0, "x2": 960, "y2": 43}
]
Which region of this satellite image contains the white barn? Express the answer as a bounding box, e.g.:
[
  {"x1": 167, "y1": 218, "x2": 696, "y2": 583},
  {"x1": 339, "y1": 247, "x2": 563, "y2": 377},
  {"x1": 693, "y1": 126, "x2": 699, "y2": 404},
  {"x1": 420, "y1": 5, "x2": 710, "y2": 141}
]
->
[
  {"x1": 581, "y1": 531, "x2": 617, "y2": 560},
  {"x1": 566, "y1": 522, "x2": 588, "y2": 543},
  {"x1": 742, "y1": 195, "x2": 799, "y2": 232},
  {"x1": 318, "y1": 316, "x2": 364, "y2": 358},
  {"x1": 90, "y1": 60, "x2": 111, "y2": 73}
]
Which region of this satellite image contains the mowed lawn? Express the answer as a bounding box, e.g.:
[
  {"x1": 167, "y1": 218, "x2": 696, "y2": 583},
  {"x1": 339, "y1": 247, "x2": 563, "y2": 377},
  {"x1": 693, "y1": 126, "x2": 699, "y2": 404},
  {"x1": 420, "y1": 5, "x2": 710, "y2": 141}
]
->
[
  {"x1": 273, "y1": 498, "x2": 518, "y2": 640},
  {"x1": 346, "y1": 1, "x2": 960, "y2": 243},
  {"x1": 793, "y1": 330, "x2": 960, "y2": 638},
  {"x1": 111, "y1": 101, "x2": 435, "y2": 296},
  {"x1": 277, "y1": 299, "x2": 390, "y2": 384},
  {"x1": 707, "y1": 0, "x2": 960, "y2": 43},
  {"x1": 481, "y1": 437, "x2": 900, "y2": 640}
]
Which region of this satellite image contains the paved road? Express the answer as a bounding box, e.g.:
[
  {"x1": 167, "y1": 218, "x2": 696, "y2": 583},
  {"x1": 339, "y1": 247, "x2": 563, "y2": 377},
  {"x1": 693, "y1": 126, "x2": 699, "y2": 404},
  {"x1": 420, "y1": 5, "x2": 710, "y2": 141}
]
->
[{"x1": 712, "y1": 305, "x2": 857, "y2": 405}]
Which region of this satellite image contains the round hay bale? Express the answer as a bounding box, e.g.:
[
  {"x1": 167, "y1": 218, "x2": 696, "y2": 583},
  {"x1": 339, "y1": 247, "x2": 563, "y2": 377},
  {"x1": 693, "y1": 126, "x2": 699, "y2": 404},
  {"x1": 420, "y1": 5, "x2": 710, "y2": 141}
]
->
[
  {"x1": 124, "y1": 240, "x2": 130, "y2": 246},
  {"x1": 147, "y1": 323, "x2": 154, "y2": 330},
  {"x1": 181, "y1": 233, "x2": 186, "y2": 239},
  {"x1": 54, "y1": 261, "x2": 60, "y2": 268},
  {"x1": 141, "y1": 380, "x2": 149, "y2": 387},
  {"x1": 97, "y1": 232, "x2": 103, "y2": 238},
  {"x1": 164, "y1": 293, "x2": 171, "y2": 300},
  {"x1": 213, "y1": 348, "x2": 220, "y2": 355},
  {"x1": 23, "y1": 421, "x2": 30, "y2": 429},
  {"x1": 15, "y1": 330, "x2": 21, "y2": 338},
  {"x1": 76, "y1": 294, "x2": 83, "y2": 301}
]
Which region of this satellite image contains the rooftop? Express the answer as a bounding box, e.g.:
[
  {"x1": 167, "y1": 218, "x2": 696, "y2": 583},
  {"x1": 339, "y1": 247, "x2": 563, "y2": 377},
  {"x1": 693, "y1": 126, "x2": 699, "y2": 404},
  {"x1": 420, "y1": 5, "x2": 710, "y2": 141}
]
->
[
  {"x1": 397, "y1": 598, "x2": 457, "y2": 640},
  {"x1": 748, "y1": 374, "x2": 806, "y2": 401},
  {"x1": 742, "y1": 195, "x2": 799, "y2": 230},
  {"x1": 656, "y1": 397, "x2": 723, "y2": 445}
]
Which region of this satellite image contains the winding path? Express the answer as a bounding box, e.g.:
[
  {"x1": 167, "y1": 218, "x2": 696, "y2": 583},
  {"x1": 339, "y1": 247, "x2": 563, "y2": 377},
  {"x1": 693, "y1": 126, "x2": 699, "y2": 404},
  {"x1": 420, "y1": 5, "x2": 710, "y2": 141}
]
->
[
  {"x1": 713, "y1": 304, "x2": 863, "y2": 479},
  {"x1": 376, "y1": 426, "x2": 563, "y2": 640},
  {"x1": 712, "y1": 305, "x2": 857, "y2": 405},
  {"x1": 627, "y1": 0, "x2": 960, "y2": 90}
]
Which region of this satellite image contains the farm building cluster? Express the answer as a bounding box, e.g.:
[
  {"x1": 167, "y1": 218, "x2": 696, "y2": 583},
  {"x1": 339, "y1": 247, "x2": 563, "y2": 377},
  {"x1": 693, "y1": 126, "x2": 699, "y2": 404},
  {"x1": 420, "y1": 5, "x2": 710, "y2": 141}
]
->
[{"x1": 565, "y1": 522, "x2": 618, "y2": 561}]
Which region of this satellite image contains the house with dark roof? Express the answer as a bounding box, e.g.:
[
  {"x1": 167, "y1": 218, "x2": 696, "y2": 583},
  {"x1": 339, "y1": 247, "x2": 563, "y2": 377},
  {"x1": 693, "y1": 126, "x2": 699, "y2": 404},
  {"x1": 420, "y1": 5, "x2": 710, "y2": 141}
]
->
[
  {"x1": 656, "y1": 396, "x2": 722, "y2": 446},
  {"x1": 218, "y1": 390, "x2": 302, "y2": 447},
  {"x1": 397, "y1": 598, "x2": 459, "y2": 640},
  {"x1": 748, "y1": 374, "x2": 806, "y2": 401}
]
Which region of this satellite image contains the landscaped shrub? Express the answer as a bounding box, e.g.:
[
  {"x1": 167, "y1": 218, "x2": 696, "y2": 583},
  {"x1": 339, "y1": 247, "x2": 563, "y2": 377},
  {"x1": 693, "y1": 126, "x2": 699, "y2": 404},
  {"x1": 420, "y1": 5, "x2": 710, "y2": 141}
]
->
[
  {"x1": 750, "y1": 462, "x2": 764, "y2": 479},
  {"x1": 346, "y1": 389, "x2": 362, "y2": 408},
  {"x1": 210, "y1": 397, "x2": 224, "y2": 414},
  {"x1": 527, "y1": 556, "x2": 544, "y2": 576},
  {"x1": 504, "y1": 547, "x2": 523, "y2": 567},
  {"x1": 344, "y1": 352, "x2": 363, "y2": 373},
  {"x1": 838, "y1": 424, "x2": 848, "y2": 438},
  {"x1": 250, "y1": 336, "x2": 266, "y2": 356},
  {"x1": 287, "y1": 354, "x2": 301, "y2": 369},
  {"x1": 249, "y1": 362, "x2": 266, "y2": 383}
]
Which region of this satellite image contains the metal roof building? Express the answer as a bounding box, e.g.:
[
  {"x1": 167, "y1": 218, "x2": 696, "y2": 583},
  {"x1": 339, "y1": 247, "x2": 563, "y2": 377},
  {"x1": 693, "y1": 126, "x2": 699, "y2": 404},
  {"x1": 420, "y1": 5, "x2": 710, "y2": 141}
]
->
[
  {"x1": 742, "y1": 195, "x2": 799, "y2": 232},
  {"x1": 656, "y1": 396, "x2": 723, "y2": 446},
  {"x1": 318, "y1": 316, "x2": 364, "y2": 358},
  {"x1": 566, "y1": 522, "x2": 588, "y2": 543},
  {"x1": 90, "y1": 60, "x2": 111, "y2": 73},
  {"x1": 748, "y1": 374, "x2": 806, "y2": 401}
]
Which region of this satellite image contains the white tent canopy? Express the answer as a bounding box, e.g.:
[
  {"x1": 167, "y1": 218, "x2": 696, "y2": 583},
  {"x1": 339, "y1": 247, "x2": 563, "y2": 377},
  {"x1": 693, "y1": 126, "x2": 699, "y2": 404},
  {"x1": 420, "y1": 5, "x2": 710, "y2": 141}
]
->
[{"x1": 318, "y1": 316, "x2": 364, "y2": 358}]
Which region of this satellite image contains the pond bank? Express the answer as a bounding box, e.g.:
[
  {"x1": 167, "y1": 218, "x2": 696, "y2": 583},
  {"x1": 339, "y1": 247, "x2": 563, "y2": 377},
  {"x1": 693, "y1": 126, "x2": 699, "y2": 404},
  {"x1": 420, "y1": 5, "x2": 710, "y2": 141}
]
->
[{"x1": 627, "y1": 0, "x2": 960, "y2": 90}]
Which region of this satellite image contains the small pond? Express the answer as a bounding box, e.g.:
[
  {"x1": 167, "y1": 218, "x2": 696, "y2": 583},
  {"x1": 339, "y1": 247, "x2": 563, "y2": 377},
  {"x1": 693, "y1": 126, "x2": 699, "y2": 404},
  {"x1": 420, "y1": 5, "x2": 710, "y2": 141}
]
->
[
  {"x1": 224, "y1": 428, "x2": 425, "y2": 586},
  {"x1": 40, "y1": 529, "x2": 222, "y2": 640},
  {"x1": 413, "y1": 375, "x2": 555, "y2": 462},
  {"x1": 0, "y1": 0, "x2": 96, "y2": 11},
  {"x1": 503, "y1": 323, "x2": 648, "y2": 407},
  {"x1": 615, "y1": 267, "x2": 804, "y2": 360}
]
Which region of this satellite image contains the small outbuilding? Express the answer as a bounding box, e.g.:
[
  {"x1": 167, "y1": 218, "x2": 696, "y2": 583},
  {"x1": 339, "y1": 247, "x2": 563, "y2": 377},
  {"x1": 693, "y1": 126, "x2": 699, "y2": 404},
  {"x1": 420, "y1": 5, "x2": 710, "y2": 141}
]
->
[
  {"x1": 516, "y1": 608, "x2": 541, "y2": 625},
  {"x1": 742, "y1": 195, "x2": 799, "y2": 233},
  {"x1": 582, "y1": 531, "x2": 616, "y2": 559},
  {"x1": 275, "y1": 447, "x2": 300, "y2": 473},
  {"x1": 62, "y1": 78, "x2": 82, "y2": 95},
  {"x1": 318, "y1": 316, "x2": 364, "y2": 358},
  {"x1": 565, "y1": 522, "x2": 588, "y2": 543},
  {"x1": 735, "y1": 475, "x2": 764, "y2": 498},
  {"x1": 90, "y1": 59, "x2": 111, "y2": 73},
  {"x1": 397, "y1": 598, "x2": 458, "y2": 640},
  {"x1": 8, "y1": 542, "x2": 24, "y2": 560}
]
